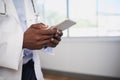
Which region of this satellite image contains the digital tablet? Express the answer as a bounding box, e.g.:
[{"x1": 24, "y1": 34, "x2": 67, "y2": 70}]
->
[{"x1": 50, "y1": 19, "x2": 76, "y2": 31}]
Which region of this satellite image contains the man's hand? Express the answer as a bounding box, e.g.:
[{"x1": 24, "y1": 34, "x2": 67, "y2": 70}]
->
[
  {"x1": 46, "y1": 28, "x2": 63, "y2": 48},
  {"x1": 23, "y1": 23, "x2": 56, "y2": 50}
]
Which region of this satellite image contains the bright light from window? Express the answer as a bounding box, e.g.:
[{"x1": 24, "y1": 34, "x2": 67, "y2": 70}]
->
[{"x1": 36, "y1": 0, "x2": 120, "y2": 37}]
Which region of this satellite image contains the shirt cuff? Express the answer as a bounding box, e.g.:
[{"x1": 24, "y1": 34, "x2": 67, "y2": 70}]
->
[{"x1": 42, "y1": 47, "x2": 54, "y2": 55}]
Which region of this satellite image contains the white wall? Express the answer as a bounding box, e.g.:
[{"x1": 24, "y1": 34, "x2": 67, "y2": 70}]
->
[{"x1": 39, "y1": 37, "x2": 120, "y2": 78}]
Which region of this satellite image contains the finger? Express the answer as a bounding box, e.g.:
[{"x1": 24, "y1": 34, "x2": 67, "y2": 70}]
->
[
  {"x1": 37, "y1": 39, "x2": 51, "y2": 46},
  {"x1": 37, "y1": 23, "x2": 48, "y2": 29},
  {"x1": 37, "y1": 35, "x2": 53, "y2": 41},
  {"x1": 31, "y1": 39, "x2": 51, "y2": 50},
  {"x1": 52, "y1": 28, "x2": 63, "y2": 36},
  {"x1": 31, "y1": 23, "x2": 48, "y2": 29},
  {"x1": 56, "y1": 29, "x2": 63, "y2": 36},
  {"x1": 37, "y1": 29, "x2": 56, "y2": 35},
  {"x1": 47, "y1": 42, "x2": 57, "y2": 47},
  {"x1": 50, "y1": 38, "x2": 59, "y2": 45},
  {"x1": 47, "y1": 38, "x2": 60, "y2": 47},
  {"x1": 54, "y1": 34, "x2": 61, "y2": 41},
  {"x1": 33, "y1": 45, "x2": 44, "y2": 50}
]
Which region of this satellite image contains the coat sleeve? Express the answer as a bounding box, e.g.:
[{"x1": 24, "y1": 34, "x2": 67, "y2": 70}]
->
[{"x1": 0, "y1": 15, "x2": 23, "y2": 70}]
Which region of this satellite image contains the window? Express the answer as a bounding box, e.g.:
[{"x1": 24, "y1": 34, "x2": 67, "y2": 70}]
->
[{"x1": 36, "y1": 0, "x2": 120, "y2": 37}]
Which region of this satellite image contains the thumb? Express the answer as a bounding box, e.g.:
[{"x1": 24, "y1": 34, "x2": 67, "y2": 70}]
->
[{"x1": 32, "y1": 23, "x2": 48, "y2": 29}]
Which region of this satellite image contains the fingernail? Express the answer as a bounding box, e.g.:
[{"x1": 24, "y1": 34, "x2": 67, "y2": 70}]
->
[
  {"x1": 45, "y1": 25, "x2": 49, "y2": 28},
  {"x1": 57, "y1": 29, "x2": 61, "y2": 34},
  {"x1": 55, "y1": 34, "x2": 58, "y2": 37},
  {"x1": 51, "y1": 38, "x2": 54, "y2": 42}
]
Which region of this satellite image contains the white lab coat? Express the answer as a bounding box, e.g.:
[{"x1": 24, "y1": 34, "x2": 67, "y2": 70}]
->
[{"x1": 0, "y1": 0, "x2": 44, "y2": 80}]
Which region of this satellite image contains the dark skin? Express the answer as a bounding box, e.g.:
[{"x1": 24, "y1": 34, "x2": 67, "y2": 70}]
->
[{"x1": 23, "y1": 23, "x2": 63, "y2": 50}]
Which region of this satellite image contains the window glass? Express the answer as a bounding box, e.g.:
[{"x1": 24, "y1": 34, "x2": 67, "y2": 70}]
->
[
  {"x1": 98, "y1": 0, "x2": 120, "y2": 36},
  {"x1": 69, "y1": 0, "x2": 97, "y2": 37},
  {"x1": 36, "y1": 0, "x2": 120, "y2": 37},
  {"x1": 98, "y1": 0, "x2": 120, "y2": 14}
]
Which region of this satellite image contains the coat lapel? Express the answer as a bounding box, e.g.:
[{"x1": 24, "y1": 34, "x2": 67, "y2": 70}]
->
[
  {"x1": 24, "y1": 0, "x2": 36, "y2": 27},
  {"x1": 5, "y1": 0, "x2": 20, "y2": 24}
]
